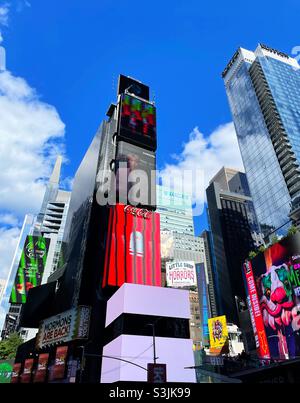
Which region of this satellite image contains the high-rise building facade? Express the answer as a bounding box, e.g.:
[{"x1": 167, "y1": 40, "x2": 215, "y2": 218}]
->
[
  {"x1": 206, "y1": 167, "x2": 262, "y2": 324},
  {"x1": 12, "y1": 75, "x2": 196, "y2": 384},
  {"x1": 0, "y1": 279, "x2": 6, "y2": 302},
  {"x1": 157, "y1": 185, "x2": 207, "y2": 349},
  {"x1": 223, "y1": 44, "x2": 300, "y2": 238},
  {"x1": 201, "y1": 230, "x2": 218, "y2": 318},
  {"x1": 1, "y1": 158, "x2": 70, "y2": 340},
  {"x1": 157, "y1": 185, "x2": 195, "y2": 235}
]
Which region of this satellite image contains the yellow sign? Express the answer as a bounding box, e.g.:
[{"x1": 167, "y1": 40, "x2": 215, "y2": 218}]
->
[{"x1": 208, "y1": 316, "x2": 228, "y2": 353}]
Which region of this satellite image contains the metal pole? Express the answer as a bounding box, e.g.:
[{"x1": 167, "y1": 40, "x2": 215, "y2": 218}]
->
[
  {"x1": 152, "y1": 324, "x2": 157, "y2": 365},
  {"x1": 79, "y1": 346, "x2": 85, "y2": 384}
]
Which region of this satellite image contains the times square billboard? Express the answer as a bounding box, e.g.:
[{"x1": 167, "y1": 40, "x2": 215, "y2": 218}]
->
[
  {"x1": 10, "y1": 235, "x2": 50, "y2": 304},
  {"x1": 102, "y1": 204, "x2": 161, "y2": 288},
  {"x1": 118, "y1": 94, "x2": 157, "y2": 151},
  {"x1": 244, "y1": 232, "x2": 300, "y2": 360}
]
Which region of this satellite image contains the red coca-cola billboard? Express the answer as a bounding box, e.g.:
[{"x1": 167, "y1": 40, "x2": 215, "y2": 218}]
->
[{"x1": 102, "y1": 204, "x2": 161, "y2": 288}]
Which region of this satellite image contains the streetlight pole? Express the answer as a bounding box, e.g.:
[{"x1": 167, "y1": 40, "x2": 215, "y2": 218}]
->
[
  {"x1": 78, "y1": 345, "x2": 85, "y2": 384},
  {"x1": 149, "y1": 324, "x2": 157, "y2": 365}
]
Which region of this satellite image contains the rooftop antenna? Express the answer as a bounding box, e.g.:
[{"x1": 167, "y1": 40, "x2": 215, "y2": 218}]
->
[
  {"x1": 112, "y1": 75, "x2": 117, "y2": 95},
  {"x1": 152, "y1": 90, "x2": 156, "y2": 103}
]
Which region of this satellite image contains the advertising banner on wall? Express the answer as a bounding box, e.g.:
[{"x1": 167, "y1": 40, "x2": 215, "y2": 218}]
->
[
  {"x1": 36, "y1": 306, "x2": 91, "y2": 349},
  {"x1": 166, "y1": 261, "x2": 197, "y2": 288},
  {"x1": 20, "y1": 359, "x2": 34, "y2": 384},
  {"x1": 33, "y1": 353, "x2": 49, "y2": 383},
  {"x1": 208, "y1": 316, "x2": 229, "y2": 354},
  {"x1": 0, "y1": 361, "x2": 13, "y2": 384},
  {"x1": 244, "y1": 232, "x2": 300, "y2": 360},
  {"x1": 115, "y1": 141, "x2": 156, "y2": 210},
  {"x1": 10, "y1": 236, "x2": 50, "y2": 304},
  {"x1": 102, "y1": 204, "x2": 161, "y2": 288},
  {"x1": 51, "y1": 346, "x2": 68, "y2": 381},
  {"x1": 244, "y1": 261, "x2": 270, "y2": 360},
  {"x1": 118, "y1": 94, "x2": 157, "y2": 151},
  {"x1": 11, "y1": 363, "x2": 22, "y2": 384}
]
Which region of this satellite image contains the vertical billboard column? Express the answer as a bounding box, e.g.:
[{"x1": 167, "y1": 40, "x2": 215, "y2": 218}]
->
[
  {"x1": 244, "y1": 261, "x2": 270, "y2": 360},
  {"x1": 102, "y1": 205, "x2": 161, "y2": 288},
  {"x1": 10, "y1": 236, "x2": 50, "y2": 304}
]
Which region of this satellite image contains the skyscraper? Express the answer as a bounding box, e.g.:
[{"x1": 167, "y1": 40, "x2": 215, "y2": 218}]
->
[
  {"x1": 157, "y1": 185, "x2": 207, "y2": 349},
  {"x1": 1, "y1": 158, "x2": 70, "y2": 340},
  {"x1": 206, "y1": 167, "x2": 262, "y2": 324},
  {"x1": 0, "y1": 279, "x2": 6, "y2": 302},
  {"x1": 200, "y1": 230, "x2": 218, "y2": 318},
  {"x1": 223, "y1": 44, "x2": 300, "y2": 238},
  {"x1": 12, "y1": 75, "x2": 196, "y2": 384}
]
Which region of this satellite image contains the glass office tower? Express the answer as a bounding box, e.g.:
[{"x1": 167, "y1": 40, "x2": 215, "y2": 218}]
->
[{"x1": 223, "y1": 44, "x2": 300, "y2": 238}]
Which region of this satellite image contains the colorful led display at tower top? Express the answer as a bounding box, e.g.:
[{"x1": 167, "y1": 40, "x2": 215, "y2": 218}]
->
[{"x1": 119, "y1": 94, "x2": 157, "y2": 151}]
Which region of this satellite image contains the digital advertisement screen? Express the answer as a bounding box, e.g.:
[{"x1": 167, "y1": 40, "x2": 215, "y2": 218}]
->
[
  {"x1": 10, "y1": 236, "x2": 50, "y2": 304},
  {"x1": 244, "y1": 232, "x2": 300, "y2": 360},
  {"x1": 118, "y1": 94, "x2": 157, "y2": 151},
  {"x1": 51, "y1": 346, "x2": 68, "y2": 381},
  {"x1": 20, "y1": 359, "x2": 34, "y2": 384},
  {"x1": 115, "y1": 141, "x2": 156, "y2": 210},
  {"x1": 208, "y1": 316, "x2": 229, "y2": 355},
  {"x1": 11, "y1": 363, "x2": 22, "y2": 384},
  {"x1": 118, "y1": 75, "x2": 150, "y2": 101},
  {"x1": 33, "y1": 354, "x2": 49, "y2": 383},
  {"x1": 102, "y1": 204, "x2": 161, "y2": 289}
]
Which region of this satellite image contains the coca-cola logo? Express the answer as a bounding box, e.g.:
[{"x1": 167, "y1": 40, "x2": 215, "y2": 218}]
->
[{"x1": 124, "y1": 205, "x2": 152, "y2": 219}]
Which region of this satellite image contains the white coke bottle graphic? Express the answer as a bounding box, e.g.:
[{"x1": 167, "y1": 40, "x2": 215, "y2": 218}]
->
[{"x1": 129, "y1": 231, "x2": 144, "y2": 257}]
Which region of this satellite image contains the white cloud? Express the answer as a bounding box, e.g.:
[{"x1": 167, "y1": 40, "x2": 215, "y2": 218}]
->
[
  {"x1": 0, "y1": 3, "x2": 9, "y2": 44},
  {"x1": 0, "y1": 50, "x2": 66, "y2": 290},
  {"x1": 0, "y1": 3, "x2": 9, "y2": 27},
  {"x1": 0, "y1": 70, "x2": 66, "y2": 217},
  {"x1": 0, "y1": 226, "x2": 20, "y2": 279},
  {"x1": 0, "y1": 213, "x2": 19, "y2": 226},
  {"x1": 159, "y1": 123, "x2": 244, "y2": 211}
]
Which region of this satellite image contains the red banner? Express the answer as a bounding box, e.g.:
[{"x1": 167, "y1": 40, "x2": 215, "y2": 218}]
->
[
  {"x1": 103, "y1": 204, "x2": 161, "y2": 288},
  {"x1": 51, "y1": 346, "x2": 68, "y2": 381},
  {"x1": 20, "y1": 359, "x2": 34, "y2": 384},
  {"x1": 33, "y1": 353, "x2": 49, "y2": 383},
  {"x1": 244, "y1": 261, "x2": 271, "y2": 359},
  {"x1": 11, "y1": 363, "x2": 22, "y2": 384}
]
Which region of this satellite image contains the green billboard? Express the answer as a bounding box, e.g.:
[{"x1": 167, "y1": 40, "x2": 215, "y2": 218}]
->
[
  {"x1": 0, "y1": 361, "x2": 13, "y2": 383},
  {"x1": 10, "y1": 235, "x2": 50, "y2": 304}
]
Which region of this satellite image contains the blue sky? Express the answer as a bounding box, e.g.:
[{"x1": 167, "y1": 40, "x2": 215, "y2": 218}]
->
[{"x1": 0, "y1": 0, "x2": 300, "y2": 284}]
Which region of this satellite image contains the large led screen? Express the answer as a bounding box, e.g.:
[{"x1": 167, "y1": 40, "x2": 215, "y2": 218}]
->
[
  {"x1": 118, "y1": 75, "x2": 150, "y2": 101},
  {"x1": 102, "y1": 204, "x2": 161, "y2": 289},
  {"x1": 118, "y1": 94, "x2": 157, "y2": 151},
  {"x1": 244, "y1": 232, "x2": 300, "y2": 360},
  {"x1": 10, "y1": 236, "x2": 50, "y2": 304},
  {"x1": 115, "y1": 141, "x2": 156, "y2": 210}
]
